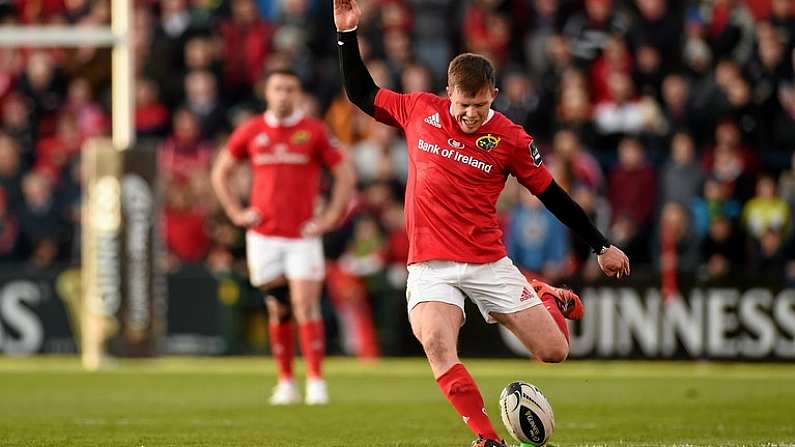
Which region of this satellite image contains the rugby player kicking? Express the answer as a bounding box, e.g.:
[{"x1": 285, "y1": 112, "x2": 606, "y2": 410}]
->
[{"x1": 333, "y1": 0, "x2": 630, "y2": 445}]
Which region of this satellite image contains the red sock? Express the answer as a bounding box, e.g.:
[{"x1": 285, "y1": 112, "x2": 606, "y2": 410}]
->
[
  {"x1": 298, "y1": 320, "x2": 325, "y2": 379},
  {"x1": 436, "y1": 363, "x2": 500, "y2": 441},
  {"x1": 540, "y1": 295, "x2": 569, "y2": 343},
  {"x1": 269, "y1": 321, "x2": 294, "y2": 381}
]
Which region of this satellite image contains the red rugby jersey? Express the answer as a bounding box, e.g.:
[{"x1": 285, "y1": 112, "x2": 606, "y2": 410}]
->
[
  {"x1": 227, "y1": 112, "x2": 342, "y2": 238},
  {"x1": 373, "y1": 89, "x2": 552, "y2": 264}
]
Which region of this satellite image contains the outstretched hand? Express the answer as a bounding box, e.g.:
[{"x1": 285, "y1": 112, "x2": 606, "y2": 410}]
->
[
  {"x1": 333, "y1": 0, "x2": 361, "y2": 32},
  {"x1": 598, "y1": 245, "x2": 631, "y2": 278}
]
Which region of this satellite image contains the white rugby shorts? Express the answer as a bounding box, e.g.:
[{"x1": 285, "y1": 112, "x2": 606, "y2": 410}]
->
[
  {"x1": 405, "y1": 256, "x2": 542, "y2": 323},
  {"x1": 245, "y1": 231, "x2": 325, "y2": 286}
]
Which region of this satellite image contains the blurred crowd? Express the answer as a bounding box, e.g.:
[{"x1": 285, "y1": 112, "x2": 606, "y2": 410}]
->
[{"x1": 0, "y1": 0, "x2": 794, "y2": 295}]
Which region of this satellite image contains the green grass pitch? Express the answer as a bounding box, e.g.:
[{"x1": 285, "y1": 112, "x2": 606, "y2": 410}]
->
[{"x1": 1, "y1": 357, "x2": 794, "y2": 447}]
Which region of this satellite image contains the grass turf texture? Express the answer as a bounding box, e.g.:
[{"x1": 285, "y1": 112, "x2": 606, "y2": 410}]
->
[{"x1": 0, "y1": 357, "x2": 793, "y2": 447}]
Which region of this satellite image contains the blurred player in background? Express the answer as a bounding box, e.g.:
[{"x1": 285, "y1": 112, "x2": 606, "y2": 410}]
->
[
  {"x1": 334, "y1": 0, "x2": 630, "y2": 445},
  {"x1": 212, "y1": 69, "x2": 356, "y2": 405}
]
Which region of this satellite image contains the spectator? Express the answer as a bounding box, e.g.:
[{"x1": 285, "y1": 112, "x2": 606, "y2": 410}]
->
[
  {"x1": 696, "y1": 0, "x2": 756, "y2": 66},
  {"x1": 164, "y1": 177, "x2": 211, "y2": 265},
  {"x1": 660, "y1": 132, "x2": 704, "y2": 206},
  {"x1": 660, "y1": 74, "x2": 695, "y2": 138},
  {"x1": 135, "y1": 78, "x2": 170, "y2": 138},
  {"x1": 742, "y1": 175, "x2": 790, "y2": 240},
  {"x1": 747, "y1": 23, "x2": 791, "y2": 149},
  {"x1": 550, "y1": 129, "x2": 604, "y2": 191},
  {"x1": 145, "y1": 0, "x2": 201, "y2": 106},
  {"x1": 627, "y1": 0, "x2": 683, "y2": 71},
  {"x1": 406, "y1": 0, "x2": 455, "y2": 81},
  {"x1": 770, "y1": 0, "x2": 795, "y2": 50},
  {"x1": 524, "y1": 0, "x2": 566, "y2": 80},
  {"x1": 62, "y1": 77, "x2": 109, "y2": 139},
  {"x1": 493, "y1": 71, "x2": 542, "y2": 132},
  {"x1": 590, "y1": 35, "x2": 632, "y2": 104},
  {"x1": 593, "y1": 71, "x2": 664, "y2": 145},
  {"x1": 183, "y1": 36, "x2": 224, "y2": 89},
  {"x1": 0, "y1": 133, "x2": 23, "y2": 211},
  {"x1": 0, "y1": 188, "x2": 19, "y2": 262},
  {"x1": 463, "y1": 1, "x2": 511, "y2": 67},
  {"x1": 555, "y1": 83, "x2": 595, "y2": 144},
  {"x1": 608, "y1": 137, "x2": 657, "y2": 230},
  {"x1": 400, "y1": 63, "x2": 433, "y2": 94},
  {"x1": 35, "y1": 114, "x2": 83, "y2": 180},
  {"x1": 158, "y1": 108, "x2": 214, "y2": 180},
  {"x1": 751, "y1": 229, "x2": 789, "y2": 278},
  {"x1": 17, "y1": 51, "x2": 65, "y2": 130},
  {"x1": 691, "y1": 177, "x2": 743, "y2": 237},
  {"x1": 774, "y1": 51, "x2": 795, "y2": 148},
  {"x1": 506, "y1": 192, "x2": 570, "y2": 283},
  {"x1": 658, "y1": 201, "x2": 701, "y2": 292},
  {"x1": 383, "y1": 30, "x2": 415, "y2": 86},
  {"x1": 703, "y1": 119, "x2": 757, "y2": 202},
  {"x1": 701, "y1": 214, "x2": 744, "y2": 279},
  {"x1": 563, "y1": 0, "x2": 629, "y2": 66},
  {"x1": 1, "y1": 95, "x2": 36, "y2": 164},
  {"x1": 779, "y1": 151, "x2": 795, "y2": 211},
  {"x1": 18, "y1": 171, "x2": 65, "y2": 267},
  {"x1": 183, "y1": 70, "x2": 227, "y2": 138},
  {"x1": 217, "y1": 0, "x2": 273, "y2": 102}
]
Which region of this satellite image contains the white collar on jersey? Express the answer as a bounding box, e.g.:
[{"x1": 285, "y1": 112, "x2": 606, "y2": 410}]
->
[
  {"x1": 447, "y1": 105, "x2": 496, "y2": 127},
  {"x1": 263, "y1": 110, "x2": 304, "y2": 127}
]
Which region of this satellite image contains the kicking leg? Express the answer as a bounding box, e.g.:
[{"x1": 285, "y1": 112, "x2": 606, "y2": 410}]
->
[{"x1": 491, "y1": 304, "x2": 568, "y2": 363}]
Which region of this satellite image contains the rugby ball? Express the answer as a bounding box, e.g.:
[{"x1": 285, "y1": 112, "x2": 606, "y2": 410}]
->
[{"x1": 498, "y1": 381, "x2": 555, "y2": 446}]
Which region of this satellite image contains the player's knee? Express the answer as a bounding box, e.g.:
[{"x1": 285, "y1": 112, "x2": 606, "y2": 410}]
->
[
  {"x1": 291, "y1": 299, "x2": 320, "y2": 323},
  {"x1": 266, "y1": 299, "x2": 291, "y2": 324},
  {"x1": 536, "y1": 342, "x2": 568, "y2": 363},
  {"x1": 420, "y1": 331, "x2": 455, "y2": 365}
]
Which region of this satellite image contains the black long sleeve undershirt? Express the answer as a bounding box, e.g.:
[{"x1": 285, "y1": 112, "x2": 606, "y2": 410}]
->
[
  {"x1": 537, "y1": 180, "x2": 610, "y2": 254},
  {"x1": 337, "y1": 29, "x2": 378, "y2": 117}
]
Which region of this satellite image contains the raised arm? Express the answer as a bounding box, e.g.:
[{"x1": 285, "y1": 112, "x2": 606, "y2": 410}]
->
[{"x1": 334, "y1": 0, "x2": 379, "y2": 116}]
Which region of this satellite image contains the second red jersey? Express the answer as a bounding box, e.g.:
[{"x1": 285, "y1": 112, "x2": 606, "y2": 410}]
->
[
  {"x1": 373, "y1": 89, "x2": 553, "y2": 264},
  {"x1": 227, "y1": 112, "x2": 342, "y2": 238}
]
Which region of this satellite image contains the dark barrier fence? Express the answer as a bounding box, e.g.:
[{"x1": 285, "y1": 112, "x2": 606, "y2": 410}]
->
[{"x1": 0, "y1": 265, "x2": 792, "y2": 361}]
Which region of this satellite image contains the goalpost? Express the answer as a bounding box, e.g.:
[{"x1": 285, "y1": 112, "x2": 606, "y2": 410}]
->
[
  {"x1": 0, "y1": 0, "x2": 162, "y2": 370},
  {"x1": 0, "y1": 0, "x2": 134, "y2": 151}
]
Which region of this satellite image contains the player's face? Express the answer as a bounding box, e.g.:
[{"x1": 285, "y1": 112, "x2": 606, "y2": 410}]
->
[
  {"x1": 448, "y1": 86, "x2": 497, "y2": 134},
  {"x1": 265, "y1": 74, "x2": 301, "y2": 118}
]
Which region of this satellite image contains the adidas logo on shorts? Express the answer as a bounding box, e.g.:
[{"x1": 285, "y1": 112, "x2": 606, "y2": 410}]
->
[{"x1": 424, "y1": 112, "x2": 441, "y2": 128}]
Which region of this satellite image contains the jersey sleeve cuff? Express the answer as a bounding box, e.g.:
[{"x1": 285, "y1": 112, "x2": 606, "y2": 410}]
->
[{"x1": 337, "y1": 28, "x2": 358, "y2": 45}]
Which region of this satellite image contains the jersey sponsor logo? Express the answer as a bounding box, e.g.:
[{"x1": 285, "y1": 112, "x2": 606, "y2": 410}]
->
[
  {"x1": 252, "y1": 143, "x2": 310, "y2": 165},
  {"x1": 424, "y1": 112, "x2": 441, "y2": 128},
  {"x1": 417, "y1": 139, "x2": 493, "y2": 174},
  {"x1": 253, "y1": 132, "x2": 270, "y2": 148},
  {"x1": 291, "y1": 129, "x2": 311, "y2": 145},
  {"x1": 447, "y1": 138, "x2": 464, "y2": 149},
  {"x1": 475, "y1": 134, "x2": 500, "y2": 151},
  {"x1": 529, "y1": 142, "x2": 542, "y2": 167}
]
